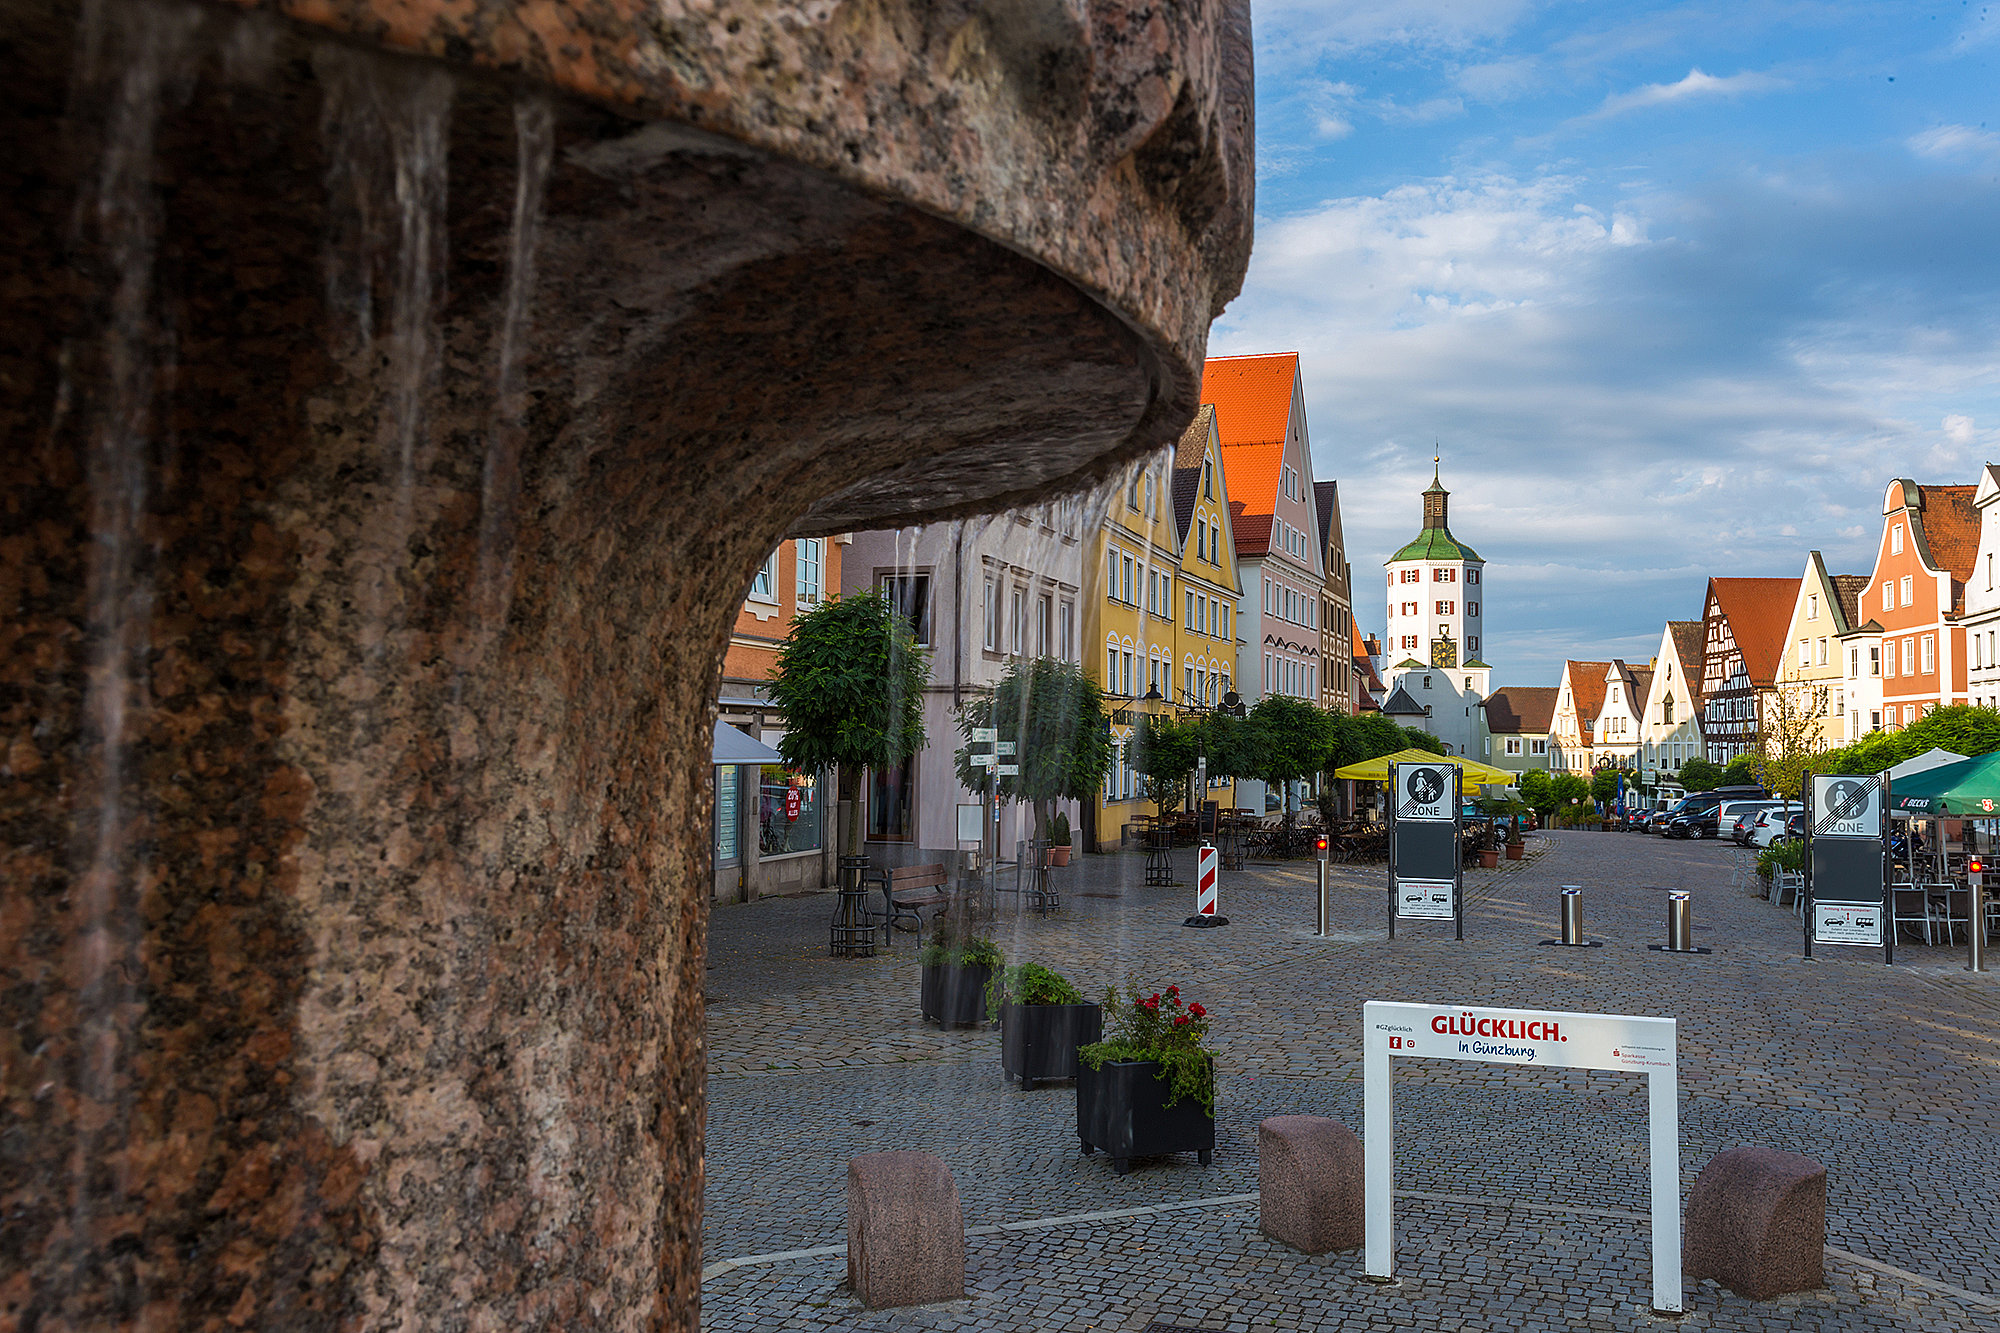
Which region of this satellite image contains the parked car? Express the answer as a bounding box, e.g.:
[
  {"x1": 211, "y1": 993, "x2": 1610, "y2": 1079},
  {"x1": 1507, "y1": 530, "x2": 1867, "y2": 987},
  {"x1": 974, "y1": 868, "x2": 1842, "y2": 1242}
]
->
[
  {"x1": 1621, "y1": 806, "x2": 1652, "y2": 832},
  {"x1": 1746, "y1": 804, "x2": 1802, "y2": 847},
  {"x1": 1727, "y1": 800, "x2": 1793, "y2": 845},
  {"x1": 1661, "y1": 786, "x2": 1769, "y2": 839}
]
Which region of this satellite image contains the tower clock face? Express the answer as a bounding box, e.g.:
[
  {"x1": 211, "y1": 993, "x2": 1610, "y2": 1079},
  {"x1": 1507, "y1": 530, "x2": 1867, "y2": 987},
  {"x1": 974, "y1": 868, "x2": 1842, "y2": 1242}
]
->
[{"x1": 1431, "y1": 636, "x2": 1457, "y2": 668}]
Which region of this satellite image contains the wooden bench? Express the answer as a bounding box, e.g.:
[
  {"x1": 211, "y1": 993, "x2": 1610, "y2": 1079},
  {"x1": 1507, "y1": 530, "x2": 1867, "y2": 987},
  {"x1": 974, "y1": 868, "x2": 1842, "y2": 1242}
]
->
[{"x1": 876, "y1": 863, "x2": 950, "y2": 936}]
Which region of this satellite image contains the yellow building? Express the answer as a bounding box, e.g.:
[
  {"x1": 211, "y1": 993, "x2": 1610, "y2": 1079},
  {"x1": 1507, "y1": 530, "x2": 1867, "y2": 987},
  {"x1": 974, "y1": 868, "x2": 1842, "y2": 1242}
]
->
[{"x1": 1085, "y1": 406, "x2": 1243, "y2": 847}]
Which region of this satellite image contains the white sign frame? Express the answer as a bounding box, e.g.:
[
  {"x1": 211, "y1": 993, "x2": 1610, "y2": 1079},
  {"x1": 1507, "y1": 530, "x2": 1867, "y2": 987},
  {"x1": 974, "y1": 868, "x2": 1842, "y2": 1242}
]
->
[
  {"x1": 1813, "y1": 901, "x2": 1881, "y2": 945},
  {"x1": 1395, "y1": 879, "x2": 1454, "y2": 919},
  {"x1": 1394, "y1": 761, "x2": 1458, "y2": 822},
  {"x1": 1812, "y1": 774, "x2": 1880, "y2": 840},
  {"x1": 1363, "y1": 999, "x2": 1682, "y2": 1315}
]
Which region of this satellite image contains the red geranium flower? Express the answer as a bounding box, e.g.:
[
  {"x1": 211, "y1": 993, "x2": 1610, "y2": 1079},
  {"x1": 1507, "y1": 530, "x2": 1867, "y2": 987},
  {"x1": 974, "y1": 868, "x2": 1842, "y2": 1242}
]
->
[
  {"x1": 1166, "y1": 985, "x2": 1179, "y2": 997},
  {"x1": 1149, "y1": 993, "x2": 1161, "y2": 1006},
  {"x1": 1188, "y1": 1002, "x2": 1206, "y2": 1018},
  {"x1": 1173, "y1": 1014, "x2": 1190, "y2": 1026}
]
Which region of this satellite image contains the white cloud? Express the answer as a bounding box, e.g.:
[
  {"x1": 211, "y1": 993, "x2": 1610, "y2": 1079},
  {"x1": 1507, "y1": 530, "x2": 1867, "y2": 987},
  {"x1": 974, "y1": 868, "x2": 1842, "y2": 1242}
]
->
[
  {"x1": 1587, "y1": 67, "x2": 1786, "y2": 121},
  {"x1": 1944, "y1": 414, "x2": 1977, "y2": 445},
  {"x1": 1909, "y1": 124, "x2": 2000, "y2": 166}
]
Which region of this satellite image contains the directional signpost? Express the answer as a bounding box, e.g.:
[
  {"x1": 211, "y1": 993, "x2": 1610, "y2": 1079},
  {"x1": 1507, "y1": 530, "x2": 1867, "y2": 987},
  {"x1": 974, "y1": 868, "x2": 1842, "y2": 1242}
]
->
[
  {"x1": 1804, "y1": 772, "x2": 1892, "y2": 964},
  {"x1": 1389, "y1": 760, "x2": 1462, "y2": 940}
]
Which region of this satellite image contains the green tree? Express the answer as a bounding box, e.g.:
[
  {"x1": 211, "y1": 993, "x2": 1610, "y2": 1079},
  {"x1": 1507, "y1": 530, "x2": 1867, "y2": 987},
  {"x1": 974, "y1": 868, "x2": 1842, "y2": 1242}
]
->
[
  {"x1": 1399, "y1": 726, "x2": 1446, "y2": 755},
  {"x1": 1244, "y1": 695, "x2": 1336, "y2": 820},
  {"x1": 1676, "y1": 757, "x2": 1724, "y2": 792},
  {"x1": 1519, "y1": 768, "x2": 1554, "y2": 817},
  {"x1": 954, "y1": 657, "x2": 1114, "y2": 841},
  {"x1": 1550, "y1": 772, "x2": 1591, "y2": 806},
  {"x1": 1197, "y1": 709, "x2": 1259, "y2": 786},
  {"x1": 769, "y1": 590, "x2": 930, "y2": 856},
  {"x1": 1720, "y1": 754, "x2": 1762, "y2": 788},
  {"x1": 1132, "y1": 711, "x2": 1201, "y2": 818},
  {"x1": 1324, "y1": 712, "x2": 1408, "y2": 773}
]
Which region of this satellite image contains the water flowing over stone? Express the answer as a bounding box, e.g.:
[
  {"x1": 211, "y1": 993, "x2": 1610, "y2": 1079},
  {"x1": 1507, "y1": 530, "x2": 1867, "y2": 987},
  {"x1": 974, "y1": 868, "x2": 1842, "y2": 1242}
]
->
[{"x1": 0, "y1": 0, "x2": 1254, "y2": 1327}]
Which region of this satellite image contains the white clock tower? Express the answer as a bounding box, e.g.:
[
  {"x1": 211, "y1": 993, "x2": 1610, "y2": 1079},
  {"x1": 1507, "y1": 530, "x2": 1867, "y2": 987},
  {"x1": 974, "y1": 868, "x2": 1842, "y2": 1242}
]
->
[{"x1": 1383, "y1": 463, "x2": 1490, "y2": 756}]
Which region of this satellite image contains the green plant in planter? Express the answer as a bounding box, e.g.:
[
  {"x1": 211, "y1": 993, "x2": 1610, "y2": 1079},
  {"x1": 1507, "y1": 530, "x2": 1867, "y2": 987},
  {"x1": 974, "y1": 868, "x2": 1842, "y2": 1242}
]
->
[
  {"x1": 918, "y1": 910, "x2": 1002, "y2": 969},
  {"x1": 1755, "y1": 839, "x2": 1804, "y2": 883},
  {"x1": 1051, "y1": 812, "x2": 1072, "y2": 847},
  {"x1": 986, "y1": 961, "x2": 1084, "y2": 1014},
  {"x1": 1079, "y1": 982, "x2": 1215, "y2": 1112}
]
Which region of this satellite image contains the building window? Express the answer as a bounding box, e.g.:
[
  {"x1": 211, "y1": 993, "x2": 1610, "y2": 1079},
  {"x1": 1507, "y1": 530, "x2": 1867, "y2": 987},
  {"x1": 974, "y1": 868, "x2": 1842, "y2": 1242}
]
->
[
  {"x1": 1900, "y1": 575, "x2": 1913, "y2": 607},
  {"x1": 1871, "y1": 709, "x2": 1882, "y2": 731},
  {"x1": 1203, "y1": 459, "x2": 1215, "y2": 500},
  {"x1": 1807, "y1": 594, "x2": 1818, "y2": 620},
  {"x1": 1185, "y1": 589, "x2": 1196, "y2": 630},
  {"x1": 1506, "y1": 737, "x2": 1522, "y2": 755},
  {"x1": 1108, "y1": 645, "x2": 1119, "y2": 690},
  {"x1": 758, "y1": 765, "x2": 823, "y2": 857},
  {"x1": 1122, "y1": 555, "x2": 1134, "y2": 604},
  {"x1": 1849, "y1": 647, "x2": 1859, "y2": 678},
  {"x1": 749, "y1": 550, "x2": 779, "y2": 603},
  {"x1": 1817, "y1": 637, "x2": 1827, "y2": 667},
  {"x1": 1883, "y1": 582, "x2": 1893, "y2": 612},
  {"x1": 1799, "y1": 638, "x2": 1810, "y2": 669},
  {"x1": 1468, "y1": 569, "x2": 1480, "y2": 584},
  {"x1": 1037, "y1": 594, "x2": 1053, "y2": 657},
  {"x1": 1902, "y1": 637, "x2": 1915, "y2": 675},
  {"x1": 880, "y1": 573, "x2": 932, "y2": 646},
  {"x1": 1891, "y1": 523, "x2": 1904, "y2": 555},
  {"x1": 983, "y1": 576, "x2": 998, "y2": 651},
  {"x1": 1060, "y1": 600, "x2": 1075, "y2": 661},
  {"x1": 1870, "y1": 645, "x2": 1881, "y2": 676},
  {"x1": 795, "y1": 539, "x2": 823, "y2": 605},
  {"x1": 1922, "y1": 634, "x2": 1935, "y2": 675},
  {"x1": 1664, "y1": 697, "x2": 1674, "y2": 724},
  {"x1": 1468, "y1": 636, "x2": 1479, "y2": 652}
]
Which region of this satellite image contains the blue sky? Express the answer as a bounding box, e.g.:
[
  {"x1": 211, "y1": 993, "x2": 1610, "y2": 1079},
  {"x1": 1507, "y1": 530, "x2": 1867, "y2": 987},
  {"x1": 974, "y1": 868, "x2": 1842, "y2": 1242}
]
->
[{"x1": 1211, "y1": 0, "x2": 2000, "y2": 685}]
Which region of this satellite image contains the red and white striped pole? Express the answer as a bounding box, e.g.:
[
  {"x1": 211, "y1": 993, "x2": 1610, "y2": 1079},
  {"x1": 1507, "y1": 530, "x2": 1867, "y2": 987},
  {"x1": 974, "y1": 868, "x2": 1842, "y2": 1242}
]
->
[{"x1": 1185, "y1": 841, "x2": 1229, "y2": 927}]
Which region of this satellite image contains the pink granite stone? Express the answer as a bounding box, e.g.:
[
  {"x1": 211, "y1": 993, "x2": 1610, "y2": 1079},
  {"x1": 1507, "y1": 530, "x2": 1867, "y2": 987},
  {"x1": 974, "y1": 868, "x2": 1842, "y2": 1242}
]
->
[
  {"x1": 846, "y1": 1151, "x2": 965, "y2": 1309},
  {"x1": 1258, "y1": 1115, "x2": 1364, "y2": 1254},
  {"x1": 1684, "y1": 1145, "x2": 1827, "y2": 1299}
]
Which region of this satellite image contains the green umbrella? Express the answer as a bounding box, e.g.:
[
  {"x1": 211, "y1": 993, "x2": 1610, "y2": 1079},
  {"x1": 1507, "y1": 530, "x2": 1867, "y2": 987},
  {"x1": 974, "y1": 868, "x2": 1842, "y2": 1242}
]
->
[{"x1": 1884, "y1": 751, "x2": 2000, "y2": 816}]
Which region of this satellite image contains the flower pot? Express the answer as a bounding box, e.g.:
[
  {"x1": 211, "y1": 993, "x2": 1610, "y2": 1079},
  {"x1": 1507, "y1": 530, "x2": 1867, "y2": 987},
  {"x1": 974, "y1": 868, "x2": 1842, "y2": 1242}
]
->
[
  {"x1": 1477, "y1": 847, "x2": 1499, "y2": 869},
  {"x1": 1048, "y1": 844, "x2": 1071, "y2": 867},
  {"x1": 920, "y1": 962, "x2": 994, "y2": 1028},
  {"x1": 1076, "y1": 1058, "x2": 1214, "y2": 1175},
  {"x1": 1000, "y1": 1002, "x2": 1101, "y2": 1090},
  {"x1": 1505, "y1": 841, "x2": 1524, "y2": 860}
]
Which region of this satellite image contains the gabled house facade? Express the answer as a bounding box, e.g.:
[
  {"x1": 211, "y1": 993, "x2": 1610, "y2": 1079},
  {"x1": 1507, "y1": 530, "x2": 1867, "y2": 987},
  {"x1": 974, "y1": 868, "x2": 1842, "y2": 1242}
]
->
[
  {"x1": 1700, "y1": 577, "x2": 1800, "y2": 764},
  {"x1": 1589, "y1": 660, "x2": 1651, "y2": 770},
  {"x1": 1171, "y1": 403, "x2": 1244, "y2": 812},
  {"x1": 1550, "y1": 660, "x2": 1611, "y2": 772},
  {"x1": 1863, "y1": 479, "x2": 1977, "y2": 729},
  {"x1": 1315, "y1": 480, "x2": 1355, "y2": 713},
  {"x1": 1963, "y1": 465, "x2": 2000, "y2": 708},
  {"x1": 1773, "y1": 552, "x2": 1868, "y2": 754},
  {"x1": 1202, "y1": 352, "x2": 1324, "y2": 811},
  {"x1": 1481, "y1": 686, "x2": 1557, "y2": 773},
  {"x1": 1638, "y1": 620, "x2": 1705, "y2": 788}
]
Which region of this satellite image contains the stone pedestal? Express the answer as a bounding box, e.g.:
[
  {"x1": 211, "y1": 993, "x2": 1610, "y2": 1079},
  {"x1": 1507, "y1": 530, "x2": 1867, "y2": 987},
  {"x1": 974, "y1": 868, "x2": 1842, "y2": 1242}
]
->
[
  {"x1": 0, "y1": 0, "x2": 1251, "y2": 1329},
  {"x1": 1684, "y1": 1146, "x2": 1827, "y2": 1299},
  {"x1": 1257, "y1": 1115, "x2": 1364, "y2": 1254},
  {"x1": 846, "y1": 1152, "x2": 965, "y2": 1309}
]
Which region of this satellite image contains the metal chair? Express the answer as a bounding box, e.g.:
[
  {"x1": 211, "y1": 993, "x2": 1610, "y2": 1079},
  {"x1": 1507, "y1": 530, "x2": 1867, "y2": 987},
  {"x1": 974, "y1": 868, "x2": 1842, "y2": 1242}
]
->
[
  {"x1": 1928, "y1": 884, "x2": 1970, "y2": 945},
  {"x1": 1891, "y1": 884, "x2": 1932, "y2": 944}
]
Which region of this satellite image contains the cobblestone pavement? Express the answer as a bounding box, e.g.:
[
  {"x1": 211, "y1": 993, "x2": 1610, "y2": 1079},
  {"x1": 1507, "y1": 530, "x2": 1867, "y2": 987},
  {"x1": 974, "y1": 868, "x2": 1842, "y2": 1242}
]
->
[{"x1": 700, "y1": 831, "x2": 2000, "y2": 1330}]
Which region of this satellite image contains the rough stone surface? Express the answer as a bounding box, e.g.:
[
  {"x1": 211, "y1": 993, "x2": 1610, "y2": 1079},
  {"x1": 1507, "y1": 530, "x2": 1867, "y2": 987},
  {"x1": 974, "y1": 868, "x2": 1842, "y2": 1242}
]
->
[
  {"x1": 1257, "y1": 1114, "x2": 1363, "y2": 1254},
  {"x1": 1685, "y1": 1145, "x2": 1829, "y2": 1300},
  {"x1": 845, "y1": 1151, "x2": 966, "y2": 1309},
  {"x1": 0, "y1": 0, "x2": 1252, "y2": 1330}
]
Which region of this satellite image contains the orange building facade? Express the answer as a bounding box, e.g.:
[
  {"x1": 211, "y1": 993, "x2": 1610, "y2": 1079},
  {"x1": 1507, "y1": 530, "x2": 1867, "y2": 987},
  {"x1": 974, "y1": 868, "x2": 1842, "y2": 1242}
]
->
[{"x1": 1863, "y1": 480, "x2": 1975, "y2": 729}]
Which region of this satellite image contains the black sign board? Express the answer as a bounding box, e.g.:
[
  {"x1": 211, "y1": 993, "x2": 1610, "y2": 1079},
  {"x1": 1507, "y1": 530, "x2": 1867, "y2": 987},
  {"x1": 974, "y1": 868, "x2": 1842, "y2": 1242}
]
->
[
  {"x1": 1803, "y1": 772, "x2": 1891, "y2": 964},
  {"x1": 1390, "y1": 761, "x2": 1462, "y2": 939}
]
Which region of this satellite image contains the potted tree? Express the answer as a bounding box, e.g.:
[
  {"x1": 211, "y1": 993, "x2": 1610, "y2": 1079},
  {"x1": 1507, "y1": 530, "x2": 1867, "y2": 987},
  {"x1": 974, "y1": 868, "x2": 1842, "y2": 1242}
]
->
[
  {"x1": 992, "y1": 963, "x2": 1100, "y2": 1090},
  {"x1": 954, "y1": 658, "x2": 1113, "y2": 862},
  {"x1": 1048, "y1": 812, "x2": 1073, "y2": 866},
  {"x1": 1076, "y1": 983, "x2": 1215, "y2": 1175},
  {"x1": 1133, "y1": 710, "x2": 1199, "y2": 832},
  {"x1": 918, "y1": 904, "x2": 1001, "y2": 1027},
  {"x1": 1242, "y1": 695, "x2": 1335, "y2": 852}
]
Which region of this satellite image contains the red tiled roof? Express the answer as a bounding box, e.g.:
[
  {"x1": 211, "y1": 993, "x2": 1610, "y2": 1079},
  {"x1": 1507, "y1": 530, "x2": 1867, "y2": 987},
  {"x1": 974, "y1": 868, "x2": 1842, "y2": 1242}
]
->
[
  {"x1": 1831, "y1": 575, "x2": 1870, "y2": 630},
  {"x1": 1709, "y1": 577, "x2": 1801, "y2": 687},
  {"x1": 1916, "y1": 484, "x2": 1978, "y2": 584},
  {"x1": 1565, "y1": 660, "x2": 1613, "y2": 724},
  {"x1": 1201, "y1": 353, "x2": 1299, "y2": 558},
  {"x1": 1667, "y1": 620, "x2": 1706, "y2": 706},
  {"x1": 1483, "y1": 686, "x2": 1557, "y2": 734}
]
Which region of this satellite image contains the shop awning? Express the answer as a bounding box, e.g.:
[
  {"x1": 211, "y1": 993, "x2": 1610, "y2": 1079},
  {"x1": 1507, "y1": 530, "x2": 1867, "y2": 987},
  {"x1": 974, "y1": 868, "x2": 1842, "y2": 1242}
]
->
[
  {"x1": 712, "y1": 721, "x2": 784, "y2": 766},
  {"x1": 1886, "y1": 750, "x2": 2000, "y2": 816}
]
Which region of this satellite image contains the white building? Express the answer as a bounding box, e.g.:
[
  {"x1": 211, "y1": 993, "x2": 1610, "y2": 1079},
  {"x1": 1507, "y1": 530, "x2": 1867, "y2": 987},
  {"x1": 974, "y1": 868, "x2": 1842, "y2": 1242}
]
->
[
  {"x1": 1965, "y1": 464, "x2": 2000, "y2": 708},
  {"x1": 1383, "y1": 467, "x2": 1490, "y2": 757},
  {"x1": 842, "y1": 506, "x2": 1085, "y2": 867},
  {"x1": 1637, "y1": 621, "x2": 1706, "y2": 788},
  {"x1": 1589, "y1": 660, "x2": 1651, "y2": 770}
]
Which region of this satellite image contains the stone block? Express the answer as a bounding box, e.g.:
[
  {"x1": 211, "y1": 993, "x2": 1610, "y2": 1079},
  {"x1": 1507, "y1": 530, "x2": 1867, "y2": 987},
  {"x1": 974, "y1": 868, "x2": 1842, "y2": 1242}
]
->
[
  {"x1": 1258, "y1": 1115, "x2": 1365, "y2": 1254},
  {"x1": 846, "y1": 1151, "x2": 965, "y2": 1308},
  {"x1": 1684, "y1": 1146, "x2": 1827, "y2": 1299}
]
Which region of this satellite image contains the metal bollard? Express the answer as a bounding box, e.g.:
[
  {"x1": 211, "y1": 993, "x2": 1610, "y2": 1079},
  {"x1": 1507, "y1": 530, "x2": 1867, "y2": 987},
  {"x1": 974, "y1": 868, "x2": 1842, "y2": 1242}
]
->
[
  {"x1": 1667, "y1": 892, "x2": 1692, "y2": 951},
  {"x1": 1970, "y1": 859, "x2": 1987, "y2": 973},
  {"x1": 1316, "y1": 833, "x2": 1331, "y2": 938},
  {"x1": 1560, "y1": 887, "x2": 1584, "y2": 946}
]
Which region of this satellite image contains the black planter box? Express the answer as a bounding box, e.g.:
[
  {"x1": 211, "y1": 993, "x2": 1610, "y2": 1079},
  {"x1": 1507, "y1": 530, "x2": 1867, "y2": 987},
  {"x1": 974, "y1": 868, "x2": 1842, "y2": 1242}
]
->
[
  {"x1": 1076, "y1": 1058, "x2": 1215, "y2": 1174},
  {"x1": 919, "y1": 962, "x2": 994, "y2": 1027},
  {"x1": 999, "y1": 1002, "x2": 1102, "y2": 1090}
]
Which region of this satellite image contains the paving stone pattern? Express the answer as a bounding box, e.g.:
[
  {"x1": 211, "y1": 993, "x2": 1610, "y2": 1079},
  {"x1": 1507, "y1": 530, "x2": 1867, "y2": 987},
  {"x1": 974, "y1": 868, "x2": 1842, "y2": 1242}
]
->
[{"x1": 702, "y1": 831, "x2": 2000, "y2": 1330}]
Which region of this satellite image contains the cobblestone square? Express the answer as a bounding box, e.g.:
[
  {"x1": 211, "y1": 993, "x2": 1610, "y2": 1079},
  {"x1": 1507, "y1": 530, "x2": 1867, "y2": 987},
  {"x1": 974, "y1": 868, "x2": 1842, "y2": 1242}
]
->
[{"x1": 700, "y1": 831, "x2": 1999, "y2": 1330}]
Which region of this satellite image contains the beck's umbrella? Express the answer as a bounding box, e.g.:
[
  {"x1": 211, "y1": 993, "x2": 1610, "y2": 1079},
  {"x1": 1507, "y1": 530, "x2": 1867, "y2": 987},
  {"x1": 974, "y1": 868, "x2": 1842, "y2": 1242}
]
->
[
  {"x1": 1332, "y1": 747, "x2": 1515, "y2": 787},
  {"x1": 1884, "y1": 750, "x2": 2000, "y2": 816}
]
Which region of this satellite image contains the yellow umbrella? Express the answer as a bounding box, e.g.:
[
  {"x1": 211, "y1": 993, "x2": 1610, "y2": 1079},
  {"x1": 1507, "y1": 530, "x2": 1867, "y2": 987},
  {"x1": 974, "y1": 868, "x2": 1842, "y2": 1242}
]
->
[{"x1": 1332, "y1": 747, "x2": 1515, "y2": 787}]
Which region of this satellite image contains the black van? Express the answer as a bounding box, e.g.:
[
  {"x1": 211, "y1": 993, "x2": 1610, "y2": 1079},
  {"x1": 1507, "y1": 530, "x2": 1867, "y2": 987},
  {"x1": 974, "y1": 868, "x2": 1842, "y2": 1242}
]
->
[{"x1": 1662, "y1": 784, "x2": 1768, "y2": 839}]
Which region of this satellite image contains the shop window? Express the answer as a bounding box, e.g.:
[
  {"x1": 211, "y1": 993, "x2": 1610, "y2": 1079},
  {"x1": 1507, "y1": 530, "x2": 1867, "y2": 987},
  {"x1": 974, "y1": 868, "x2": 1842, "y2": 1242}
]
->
[{"x1": 758, "y1": 766, "x2": 823, "y2": 857}]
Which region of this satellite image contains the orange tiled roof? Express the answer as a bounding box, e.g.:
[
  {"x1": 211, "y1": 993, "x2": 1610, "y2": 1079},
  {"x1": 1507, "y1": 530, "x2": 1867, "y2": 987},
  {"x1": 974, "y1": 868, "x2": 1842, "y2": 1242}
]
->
[
  {"x1": 1201, "y1": 353, "x2": 1299, "y2": 558},
  {"x1": 1916, "y1": 484, "x2": 1979, "y2": 585},
  {"x1": 1709, "y1": 577, "x2": 1801, "y2": 687},
  {"x1": 1565, "y1": 660, "x2": 1613, "y2": 725}
]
